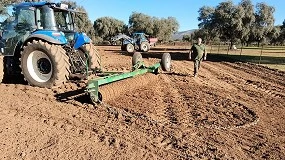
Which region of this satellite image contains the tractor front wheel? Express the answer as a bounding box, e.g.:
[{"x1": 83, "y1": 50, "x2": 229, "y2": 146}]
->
[{"x1": 21, "y1": 40, "x2": 70, "y2": 88}]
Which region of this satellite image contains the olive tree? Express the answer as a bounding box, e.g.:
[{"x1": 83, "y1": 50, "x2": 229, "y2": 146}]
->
[
  {"x1": 129, "y1": 12, "x2": 179, "y2": 42},
  {"x1": 93, "y1": 17, "x2": 127, "y2": 41},
  {"x1": 197, "y1": 0, "x2": 275, "y2": 47},
  {"x1": 128, "y1": 12, "x2": 154, "y2": 35},
  {"x1": 197, "y1": 6, "x2": 217, "y2": 43},
  {"x1": 252, "y1": 2, "x2": 275, "y2": 46},
  {"x1": 238, "y1": 0, "x2": 255, "y2": 45}
]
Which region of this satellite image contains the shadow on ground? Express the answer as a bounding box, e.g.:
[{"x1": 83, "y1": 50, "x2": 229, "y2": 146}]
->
[
  {"x1": 54, "y1": 88, "x2": 94, "y2": 104},
  {"x1": 207, "y1": 53, "x2": 285, "y2": 65},
  {"x1": 121, "y1": 50, "x2": 285, "y2": 65},
  {"x1": 101, "y1": 46, "x2": 285, "y2": 70}
]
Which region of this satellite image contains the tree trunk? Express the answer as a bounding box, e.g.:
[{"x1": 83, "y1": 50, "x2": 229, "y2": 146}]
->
[
  {"x1": 259, "y1": 44, "x2": 264, "y2": 64},
  {"x1": 227, "y1": 41, "x2": 232, "y2": 55},
  {"x1": 218, "y1": 43, "x2": 221, "y2": 54},
  {"x1": 210, "y1": 41, "x2": 213, "y2": 54}
]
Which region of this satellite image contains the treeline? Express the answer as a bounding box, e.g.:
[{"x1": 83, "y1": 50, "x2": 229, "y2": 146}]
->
[
  {"x1": 1, "y1": 0, "x2": 284, "y2": 46},
  {"x1": 0, "y1": 0, "x2": 179, "y2": 44},
  {"x1": 93, "y1": 13, "x2": 179, "y2": 43},
  {"x1": 186, "y1": 0, "x2": 285, "y2": 46}
]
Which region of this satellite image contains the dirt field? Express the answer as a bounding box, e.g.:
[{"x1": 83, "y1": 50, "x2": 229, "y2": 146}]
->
[{"x1": 0, "y1": 45, "x2": 284, "y2": 159}]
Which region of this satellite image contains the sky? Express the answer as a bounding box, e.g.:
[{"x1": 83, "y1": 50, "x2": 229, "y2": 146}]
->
[{"x1": 55, "y1": 0, "x2": 285, "y2": 32}]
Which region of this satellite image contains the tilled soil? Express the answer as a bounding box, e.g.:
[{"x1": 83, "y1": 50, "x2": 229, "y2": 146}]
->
[{"x1": 0, "y1": 46, "x2": 284, "y2": 159}]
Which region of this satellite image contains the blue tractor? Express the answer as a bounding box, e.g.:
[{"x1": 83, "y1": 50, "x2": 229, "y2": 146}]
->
[
  {"x1": 0, "y1": 2, "x2": 101, "y2": 88},
  {"x1": 111, "y1": 32, "x2": 151, "y2": 53}
]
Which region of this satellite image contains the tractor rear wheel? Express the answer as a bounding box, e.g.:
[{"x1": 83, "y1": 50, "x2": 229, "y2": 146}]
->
[
  {"x1": 80, "y1": 43, "x2": 101, "y2": 71},
  {"x1": 132, "y1": 52, "x2": 143, "y2": 66},
  {"x1": 20, "y1": 40, "x2": 70, "y2": 88},
  {"x1": 140, "y1": 42, "x2": 150, "y2": 52},
  {"x1": 126, "y1": 43, "x2": 134, "y2": 53},
  {"x1": 161, "y1": 53, "x2": 171, "y2": 71}
]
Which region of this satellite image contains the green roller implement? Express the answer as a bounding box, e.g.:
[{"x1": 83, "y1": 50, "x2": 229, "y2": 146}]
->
[{"x1": 86, "y1": 52, "x2": 171, "y2": 103}]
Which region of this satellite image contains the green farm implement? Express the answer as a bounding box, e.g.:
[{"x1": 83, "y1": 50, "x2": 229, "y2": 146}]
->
[{"x1": 86, "y1": 52, "x2": 171, "y2": 103}]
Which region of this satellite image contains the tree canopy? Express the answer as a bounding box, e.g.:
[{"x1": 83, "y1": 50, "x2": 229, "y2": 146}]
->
[
  {"x1": 128, "y1": 12, "x2": 179, "y2": 42},
  {"x1": 196, "y1": 0, "x2": 279, "y2": 46},
  {"x1": 93, "y1": 17, "x2": 127, "y2": 41}
]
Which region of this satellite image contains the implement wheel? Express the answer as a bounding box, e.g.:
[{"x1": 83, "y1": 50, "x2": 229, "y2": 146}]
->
[
  {"x1": 132, "y1": 52, "x2": 143, "y2": 66},
  {"x1": 21, "y1": 40, "x2": 70, "y2": 88},
  {"x1": 161, "y1": 53, "x2": 171, "y2": 71}
]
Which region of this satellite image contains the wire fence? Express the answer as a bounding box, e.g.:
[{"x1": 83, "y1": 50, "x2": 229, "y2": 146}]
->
[{"x1": 207, "y1": 43, "x2": 285, "y2": 71}]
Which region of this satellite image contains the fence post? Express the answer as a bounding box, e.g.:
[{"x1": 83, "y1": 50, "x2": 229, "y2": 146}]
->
[
  {"x1": 240, "y1": 43, "x2": 243, "y2": 56},
  {"x1": 259, "y1": 44, "x2": 264, "y2": 64},
  {"x1": 227, "y1": 43, "x2": 230, "y2": 55}
]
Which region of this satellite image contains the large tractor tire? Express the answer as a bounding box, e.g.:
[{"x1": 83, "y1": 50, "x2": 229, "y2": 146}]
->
[
  {"x1": 140, "y1": 42, "x2": 150, "y2": 52},
  {"x1": 161, "y1": 53, "x2": 171, "y2": 72},
  {"x1": 126, "y1": 43, "x2": 135, "y2": 53},
  {"x1": 20, "y1": 40, "x2": 70, "y2": 88},
  {"x1": 80, "y1": 43, "x2": 101, "y2": 70}
]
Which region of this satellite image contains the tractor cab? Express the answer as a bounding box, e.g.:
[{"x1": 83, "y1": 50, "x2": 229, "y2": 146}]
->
[
  {"x1": 10, "y1": 2, "x2": 78, "y2": 33},
  {"x1": 132, "y1": 32, "x2": 149, "y2": 45}
]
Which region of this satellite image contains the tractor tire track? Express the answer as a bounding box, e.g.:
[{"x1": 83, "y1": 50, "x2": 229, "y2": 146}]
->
[
  {"x1": 224, "y1": 62, "x2": 285, "y2": 86},
  {"x1": 202, "y1": 62, "x2": 285, "y2": 100}
]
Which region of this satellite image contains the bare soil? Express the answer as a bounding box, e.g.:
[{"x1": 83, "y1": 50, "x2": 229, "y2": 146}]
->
[{"x1": 0, "y1": 45, "x2": 284, "y2": 159}]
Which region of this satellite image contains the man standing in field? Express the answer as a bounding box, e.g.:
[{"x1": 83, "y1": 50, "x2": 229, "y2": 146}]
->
[{"x1": 189, "y1": 37, "x2": 207, "y2": 77}]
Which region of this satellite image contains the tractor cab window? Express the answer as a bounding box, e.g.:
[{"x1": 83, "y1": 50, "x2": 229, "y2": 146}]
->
[
  {"x1": 38, "y1": 5, "x2": 57, "y2": 30},
  {"x1": 0, "y1": 5, "x2": 17, "y2": 39},
  {"x1": 36, "y1": 5, "x2": 74, "y2": 32},
  {"x1": 16, "y1": 7, "x2": 36, "y2": 31},
  {"x1": 54, "y1": 10, "x2": 74, "y2": 31},
  {"x1": 133, "y1": 34, "x2": 140, "y2": 39}
]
